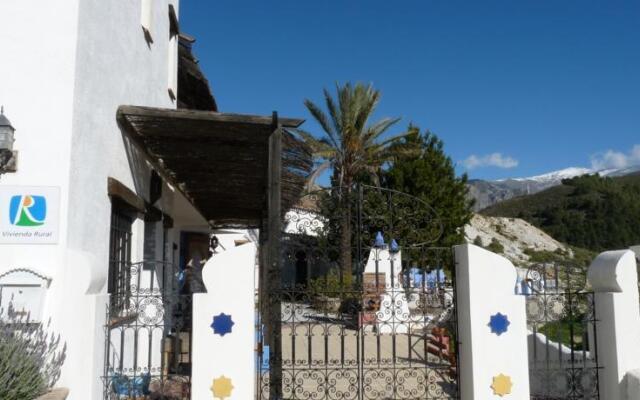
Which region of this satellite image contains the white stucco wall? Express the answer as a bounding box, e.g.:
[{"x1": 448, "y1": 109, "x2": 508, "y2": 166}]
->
[
  {"x1": 588, "y1": 250, "x2": 640, "y2": 400},
  {"x1": 66, "y1": 2, "x2": 185, "y2": 398},
  {"x1": 454, "y1": 244, "x2": 530, "y2": 399},
  {"x1": 0, "y1": 1, "x2": 215, "y2": 399},
  {"x1": 0, "y1": 0, "x2": 82, "y2": 396},
  {"x1": 192, "y1": 242, "x2": 257, "y2": 400},
  {"x1": 0, "y1": 0, "x2": 79, "y2": 290}
]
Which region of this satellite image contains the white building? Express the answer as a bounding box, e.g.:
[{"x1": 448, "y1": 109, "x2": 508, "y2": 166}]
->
[{"x1": 0, "y1": 2, "x2": 310, "y2": 399}]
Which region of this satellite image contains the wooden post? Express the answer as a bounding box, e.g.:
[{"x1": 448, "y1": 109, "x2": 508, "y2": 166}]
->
[{"x1": 267, "y1": 112, "x2": 283, "y2": 399}]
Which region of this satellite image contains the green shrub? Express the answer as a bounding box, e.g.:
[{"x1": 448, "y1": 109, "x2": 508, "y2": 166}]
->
[
  {"x1": 524, "y1": 246, "x2": 596, "y2": 268},
  {"x1": 524, "y1": 248, "x2": 561, "y2": 264},
  {"x1": 473, "y1": 236, "x2": 484, "y2": 247},
  {"x1": 0, "y1": 307, "x2": 66, "y2": 400},
  {"x1": 309, "y1": 268, "x2": 352, "y2": 297},
  {"x1": 0, "y1": 336, "x2": 47, "y2": 399},
  {"x1": 570, "y1": 246, "x2": 597, "y2": 268},
  {"x1": 486, "y1": 238, "x2": 504, "y2": 254},
  {"x1": 538, "y1": 313, "x2": 587, "y2": 350}
]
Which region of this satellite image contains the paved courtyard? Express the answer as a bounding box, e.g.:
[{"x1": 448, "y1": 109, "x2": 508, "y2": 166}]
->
[{"x1": 259, "y1": 323, "x2": 457, "y2": 399}]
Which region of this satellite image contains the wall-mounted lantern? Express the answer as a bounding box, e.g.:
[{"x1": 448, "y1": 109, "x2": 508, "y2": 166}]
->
[{"x1": 0, "y1": 106, "x2": 16, "y2": 174}]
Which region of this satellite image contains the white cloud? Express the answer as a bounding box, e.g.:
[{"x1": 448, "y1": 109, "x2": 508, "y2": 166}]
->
[
  {"x1": 590, "y1": 144, "x2": 640, "y2": 170},
  {"x1": 462, "y1": 153, "x2": 519, "y2": 170}
]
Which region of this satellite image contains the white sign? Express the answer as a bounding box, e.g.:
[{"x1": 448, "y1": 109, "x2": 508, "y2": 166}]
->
[{"x1": 0, "y1": 186, "x2": 60, "y2": 244}]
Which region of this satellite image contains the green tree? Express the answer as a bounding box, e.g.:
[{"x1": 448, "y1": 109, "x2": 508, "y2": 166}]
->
[
  {"x1": 483, "y1": 174, "x2": 640, "y2": 251},
  {"x1": 300, "y1": 83, "x2": 409, "y2": 283},
  {"x1": 383, "y1": 126, "x2": 474, "y2": 247}
]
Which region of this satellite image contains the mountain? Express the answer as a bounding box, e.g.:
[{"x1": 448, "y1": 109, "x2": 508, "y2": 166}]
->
[
  {"x1": 468, "y1": 165, "x2": 640, "y2": 210},
  {"x1": 598, "y1": 165, "x2": 640, "y2": 177},
  {"x1": 504, "y1": 167, "x2": 592, "y2": 183},
  {"x1": 481, "y1": 173, "x2": 640, "y2": 252}
]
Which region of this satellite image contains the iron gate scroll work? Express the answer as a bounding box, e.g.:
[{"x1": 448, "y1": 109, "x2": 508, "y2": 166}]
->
[
  {"x1": 103, "y1": 261, "x2": 192, "y2": 399},
  {"x1": 258, "y1": 185, "x2": 459, "y2": 399},
  {"x1": 525, "y1": 263, "x2": 600, "y2": 400}
]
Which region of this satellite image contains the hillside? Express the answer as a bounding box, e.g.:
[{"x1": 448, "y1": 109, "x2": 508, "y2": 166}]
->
[
  {"x1": 481, "y1": 174, "x2": 640, "y2": 252},
  {"x1": 465, "y1": 214, "x2": 573, "y2": 266},
  {"x1": 468, "y1": 165, "x2": 640, "y2": 210}
]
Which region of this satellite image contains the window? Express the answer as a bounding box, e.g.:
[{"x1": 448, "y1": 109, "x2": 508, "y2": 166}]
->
[
  {"x1": 108, "y1": 208, "x2": 133, "y2": 315},
  {"x1": 167, "y1": 4, "x2": 179, "y2": 100}
]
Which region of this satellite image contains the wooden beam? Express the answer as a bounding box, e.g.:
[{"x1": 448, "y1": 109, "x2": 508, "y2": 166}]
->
[
  {"x1": 144, "y1": 203, "x2": 174, "y2": 228},
  {"x1": 168, "y1": 4, "x2": 180, "y2": 35},
  {"x1": 266, "y1": 112, "x2": 283, "y2": 399},
  {"x1": 117, "y1": 105, "x2": 304, "y2": 128},
  {"x1": 107, "y1": 177, "x2": 145, "y2": 213}
]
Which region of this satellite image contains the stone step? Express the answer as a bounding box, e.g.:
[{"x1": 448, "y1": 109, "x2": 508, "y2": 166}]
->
[{"x1": 35, "y1": 388, "x2": 69, "y2": 400}]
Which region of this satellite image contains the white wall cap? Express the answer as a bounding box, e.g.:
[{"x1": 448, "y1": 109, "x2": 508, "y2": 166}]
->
[
  {"x1": 630, "y1": 245, "x2": 640, "y2": 261},
  {"x1": 627, "y1": 369, "x2": 640, "y2": 399},
  {"x1": 587, "y1": 250, "x2": 637, "y2": 293}
]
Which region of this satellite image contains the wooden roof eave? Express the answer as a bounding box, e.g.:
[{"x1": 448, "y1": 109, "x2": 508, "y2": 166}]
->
[
  {"x1": 116, "y1": 106, "x2": 311, "y2": 228},
  {"x1": 117, "y1": 105, "x2": 304, "y2": 130}
]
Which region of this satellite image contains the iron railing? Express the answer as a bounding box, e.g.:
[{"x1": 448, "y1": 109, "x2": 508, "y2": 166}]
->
[
  {"x1": 257, "y1": 185, "x2": 459, "y2": 399},
  {"x1": 102, "y1": 260, "x2": 193, "y2": 400},
  {"x1": 525, "y1": 263, "x2": 600, "y2": 400}
]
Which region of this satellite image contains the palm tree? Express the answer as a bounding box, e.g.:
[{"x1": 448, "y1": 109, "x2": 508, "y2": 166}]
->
[{"x1": 300, "y1": 82, "x2": 409, "y2": 285}]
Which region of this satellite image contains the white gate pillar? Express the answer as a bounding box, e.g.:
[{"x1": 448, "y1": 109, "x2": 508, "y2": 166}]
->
[
  {"x1": 454, "y1": 244, "x2": 530, "y2": 399},
  {"x1": 191, "y1": 242, "x2": 257, "y2": 400},
  {"x1": 587, "y1": 250, "x2": 640, "y2": 400}
]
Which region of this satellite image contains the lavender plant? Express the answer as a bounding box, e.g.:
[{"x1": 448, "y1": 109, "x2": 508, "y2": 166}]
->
[{"x1": 0, "y1": 303, "x2": 66, "y2": 400}]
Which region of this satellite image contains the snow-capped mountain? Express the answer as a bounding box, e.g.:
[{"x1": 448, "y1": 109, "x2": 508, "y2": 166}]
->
[
  {"x1": 504, "y1": 167, "x2": 592, "y2": 183},
  {"x1": 468, "y1": 165, "x2": 640, "y2": 210},
  {"x1": 598, "y1": 165, "x2": 640, "y2": 177}
]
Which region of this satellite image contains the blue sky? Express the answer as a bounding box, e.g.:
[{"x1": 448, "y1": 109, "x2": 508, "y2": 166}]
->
[{"x1": 180, "y1": 1, "x2": 639, "y2": 180}]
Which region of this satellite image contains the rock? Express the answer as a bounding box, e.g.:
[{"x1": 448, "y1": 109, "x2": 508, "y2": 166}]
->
[
  {"x1": 464, "y1": 214, "x2": 571, "y2": 266},
  {"x1": 35, "y1": 388, "x2": 69, "y2": 400}
]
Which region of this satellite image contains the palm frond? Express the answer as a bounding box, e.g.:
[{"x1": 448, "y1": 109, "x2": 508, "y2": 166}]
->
[
  {"x1": 377, "y1": 130, "x2": 413, "y2": 147},
  {"x1": 304, "y1": 160, "x2": 331, "y2": 192},
  {"x1": 354, "y1": 83, "x2": 380, "y2": 134},
  {"x1": 324, "y1": 88, "x2": 342, "y2": 144},
  {"x1": 364, "y1": 117, "x2": 402, "y2": 144},
  {"x1": 303, "y1": 82, "x2": 406, "y2": 189},
  {"x1": 304, "y1": 99, "x2": 337, "y2": 140},
  {"x1": 295, "y1": 129, "x2": 334, "y2": 155}
]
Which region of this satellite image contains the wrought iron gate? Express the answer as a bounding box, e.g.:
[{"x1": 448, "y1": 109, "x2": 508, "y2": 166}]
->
[
  {"x1": 525, "y1": 263, "x2": 600, "y2": 400},
  {"x1": 102, "y1": 261, "x2": 192, "y2": 399},
  {"x1": 257, "y1": 185, "x2": 459, "y2": 399}
]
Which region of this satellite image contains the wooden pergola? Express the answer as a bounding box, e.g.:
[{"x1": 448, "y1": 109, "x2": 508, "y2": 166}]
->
[
  {"x1": 117, "y1": 104, "x2": 306, "y2": 398},
  {"x1": 116, "y1": 105, "x2": 312, "y2": 228}
]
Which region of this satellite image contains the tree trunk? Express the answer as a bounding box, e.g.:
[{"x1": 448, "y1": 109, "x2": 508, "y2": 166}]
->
[{"x1": 339, "y1": 184, "x2": 353, "y2": 289}]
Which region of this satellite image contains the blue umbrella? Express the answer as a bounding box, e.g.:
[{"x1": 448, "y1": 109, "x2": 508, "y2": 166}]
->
[
  {"x1": 410, "y1": 267, "x2": 424, "y2": 287},
  {"x1": 426, "y1": 269, "x2": 445, "y2": 288}
]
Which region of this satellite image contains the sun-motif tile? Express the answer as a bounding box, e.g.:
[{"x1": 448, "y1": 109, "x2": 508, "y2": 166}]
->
[
  {"x1": 211, "y1": 313, "x2": 234, "y2": 336},
  {"x1": 488, "y1": 312, "x2": 510, "y2": 336},
  {"x1": 211, "y1": 375, "x2": 234, "y2": 399},
  {"x1": 491, "y1": 373, "x2": 513, "y2": 396}
]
